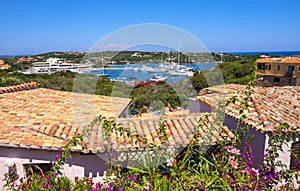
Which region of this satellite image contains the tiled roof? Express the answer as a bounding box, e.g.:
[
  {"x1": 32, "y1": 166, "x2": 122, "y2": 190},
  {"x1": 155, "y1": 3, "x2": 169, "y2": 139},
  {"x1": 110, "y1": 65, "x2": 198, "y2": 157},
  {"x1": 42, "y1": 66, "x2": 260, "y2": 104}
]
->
[
  {"x1": 256, "y1": 58, "x2": 275, "y2": 63},
  {"x1": 256, "y1": 57, "x2": 300, "y2": 64},
  {"x1": 281, "y1": 57, "x2": 300, "y2": 63},
  {"x1": 0, "y1": 82, "x2": 38, "y2": 94},
  {"x1": 0, "y1": 87, "x2": 131, "y2": 150},
  {"x1": 0, "y1": 126, "x2": 66, "y2": 150},
  {"x1": 82, "y1": 113, "x2": 234, "y2": 153},
  {"x1": 197, "y1": 84, "x2": 300, "y2": 133}
]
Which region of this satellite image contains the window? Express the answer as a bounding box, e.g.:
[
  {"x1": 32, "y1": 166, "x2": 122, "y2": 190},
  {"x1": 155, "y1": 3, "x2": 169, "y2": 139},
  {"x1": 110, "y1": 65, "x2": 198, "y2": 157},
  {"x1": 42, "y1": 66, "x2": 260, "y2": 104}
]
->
[
  {"x1": 288, "y1": 66, "x2": 295, "y2": 72},
  {"x1": 257, "y1": 63, "x2": 265, "y2": 70},
  {"x1": 274, "y1": 77, "x2": 280, "y2": 82},
  {"x1": 277, "y1": 65, "x2": 281, "y2": 70},
  {"x1": 290, "y1": 141, "x2": 300, "y2": 170},
  {"x1": 298, "y1": 65, "x2": 300, "y2": 71},
  {"x1": 23, "y1": 163, "x2": 52, "y2": 177}
]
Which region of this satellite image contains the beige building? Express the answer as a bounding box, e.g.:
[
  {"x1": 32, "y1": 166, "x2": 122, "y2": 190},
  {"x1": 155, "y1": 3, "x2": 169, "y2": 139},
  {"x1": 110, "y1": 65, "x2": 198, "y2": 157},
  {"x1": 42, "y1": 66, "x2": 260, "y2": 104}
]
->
[{"x1": 256, "y1": 57, "x2": 300, "y2": 86}]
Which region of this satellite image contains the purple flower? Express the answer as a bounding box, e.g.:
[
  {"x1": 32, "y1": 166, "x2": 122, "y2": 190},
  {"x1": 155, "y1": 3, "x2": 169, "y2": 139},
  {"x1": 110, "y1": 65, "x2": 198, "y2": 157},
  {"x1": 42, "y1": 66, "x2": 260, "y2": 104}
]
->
[
  {"x1": 49, "y1": 184, "x2": 53, "y2": 189},
  {"x1": 106, "y1": 183, "x2": 113, "y2": 191},
  {"x1": 46, "y1": 175, "x2": 51, "y2": 182},
  {"x1": 113, "y1": 150, "x2": 117, "y2": 159},
  {"x1": 296, "y1": 162, "x2": 300, "y2": 171},
  {"x1": 55, "y1": 153, "x2": 61, "y2": 160},
  {"x1": 41, "y1": 183, "x2": 47, "y2": 188},
  {"x1": 127, "y1": 175, "x2": 133, "y2": 180}
]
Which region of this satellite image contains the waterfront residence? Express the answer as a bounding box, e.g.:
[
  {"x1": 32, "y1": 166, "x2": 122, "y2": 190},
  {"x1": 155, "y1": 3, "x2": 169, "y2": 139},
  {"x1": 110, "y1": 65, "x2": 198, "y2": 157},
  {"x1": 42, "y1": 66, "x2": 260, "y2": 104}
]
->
[
  {"x1": 256, "y1": 57, "x2": 300, "y2": 86},
  {"x1": 189, "y1": 84, "x2": 300, "y2": 169}
]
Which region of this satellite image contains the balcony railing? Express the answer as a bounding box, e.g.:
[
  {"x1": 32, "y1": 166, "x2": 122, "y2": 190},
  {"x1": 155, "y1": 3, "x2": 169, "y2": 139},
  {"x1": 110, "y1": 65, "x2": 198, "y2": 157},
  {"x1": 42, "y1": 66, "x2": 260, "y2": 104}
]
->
[{"x1": 285, "y1": 71, "x2": 294, "y2": 77}]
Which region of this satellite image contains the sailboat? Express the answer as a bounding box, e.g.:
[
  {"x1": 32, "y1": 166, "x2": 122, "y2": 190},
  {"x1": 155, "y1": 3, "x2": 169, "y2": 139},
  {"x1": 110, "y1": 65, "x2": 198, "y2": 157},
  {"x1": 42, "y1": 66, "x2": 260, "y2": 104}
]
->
[
  {"x1": 98, "y1": 53, "x2": 110, "y2": 77},
  {"x1": 169, "y1": 45, "x2": 194, "y2": 77}
]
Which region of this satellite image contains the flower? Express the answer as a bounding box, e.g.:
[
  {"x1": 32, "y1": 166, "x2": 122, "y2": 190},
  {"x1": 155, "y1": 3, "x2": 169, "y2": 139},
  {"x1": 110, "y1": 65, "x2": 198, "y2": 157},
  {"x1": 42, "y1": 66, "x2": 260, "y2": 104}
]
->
[
  {"x1": 243, "y1": 167, "x2": 259, "y2": 176},
  {"x1": 167, "y1": 157, "x2": 174, "y2": 167},
  {"x1": 55, "y1": 153, "x2": 61, "y2": 160},
  {"x1": 107, "y1": 183, "x2": 113, "y2": 191},
  {"x1": 41, "y1": 183, "x2": 47, "y2": 188},
  {"x1": 168, "y1": 145, "x2": 175, "y2": 153},
  {"x1": 226, "y1": 146, "x2": 240, "y2": 155},
  {"x1": 231, "y1": 148, "x2": 240, "y2": 155},
  {"x1": 49, "y1": 184, "x2": 53, "y2": 189},
  {"x1": 144, "y1": 181, "x2": 151, "y2": 190},
  {"x1": 46, "y1": 175, "x2": 51, "y2": 182},
  {"x1": 113, "y1": 150, "x2": 118, "y2": 159},
  {"x1": 296, "y1": 162, "x2": 300, "y2": 171},
  {"x1": 228, "y1": 156, "x2": 238, "y2": 169}
]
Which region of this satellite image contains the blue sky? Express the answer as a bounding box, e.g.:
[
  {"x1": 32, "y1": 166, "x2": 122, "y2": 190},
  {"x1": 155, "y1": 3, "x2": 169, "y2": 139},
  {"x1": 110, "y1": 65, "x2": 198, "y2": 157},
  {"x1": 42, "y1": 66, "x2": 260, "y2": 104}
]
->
[{"x1": 1, "y1": 0, "x2": 300, "y2": 55}]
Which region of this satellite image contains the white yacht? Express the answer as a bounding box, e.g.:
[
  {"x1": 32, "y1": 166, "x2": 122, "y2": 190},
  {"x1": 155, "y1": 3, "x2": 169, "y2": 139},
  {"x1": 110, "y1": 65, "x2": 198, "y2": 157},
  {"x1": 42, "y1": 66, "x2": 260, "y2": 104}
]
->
[
  {"x1": 25, "y1": 58, "x2": 92, "y2": 74},
  {"x1": 149, "y1": 74, "x2": 168, "y2": 82}
]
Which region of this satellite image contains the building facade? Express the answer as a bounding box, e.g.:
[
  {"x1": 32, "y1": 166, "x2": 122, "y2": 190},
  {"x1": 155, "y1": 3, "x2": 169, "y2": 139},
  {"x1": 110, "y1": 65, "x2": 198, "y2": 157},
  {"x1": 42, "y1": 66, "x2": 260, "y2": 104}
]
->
[
  {"x1": 189, "y1": 84, "x2": 300, "y2": 169},
  {"x1": 256, "y1": 57, "x2": 300, "y2": 86}
]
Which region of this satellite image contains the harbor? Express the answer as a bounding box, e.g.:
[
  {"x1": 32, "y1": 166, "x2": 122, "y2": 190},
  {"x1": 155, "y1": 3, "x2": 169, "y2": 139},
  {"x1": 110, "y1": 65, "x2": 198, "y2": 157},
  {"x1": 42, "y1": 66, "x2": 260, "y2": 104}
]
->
[{"x1": 87, "y1": 62, "x2": 217, "y2": 83}]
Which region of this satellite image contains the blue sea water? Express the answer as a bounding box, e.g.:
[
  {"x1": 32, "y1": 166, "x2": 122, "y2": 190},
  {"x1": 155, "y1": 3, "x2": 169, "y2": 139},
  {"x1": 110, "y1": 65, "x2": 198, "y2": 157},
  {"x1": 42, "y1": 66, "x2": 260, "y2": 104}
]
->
[
  {"x1": 229, "y1": 51, "x2": 300, "y2": 57},
  {"x1": 87, "y1": 63, "x2": 217, "y2": 83}
]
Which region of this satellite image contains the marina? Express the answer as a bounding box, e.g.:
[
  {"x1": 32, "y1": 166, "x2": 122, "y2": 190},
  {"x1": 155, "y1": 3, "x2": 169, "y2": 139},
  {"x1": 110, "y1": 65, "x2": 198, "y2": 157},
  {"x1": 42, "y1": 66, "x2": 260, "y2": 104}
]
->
[{"x1": 87, "y1": 62, "x2": 217, "y2": 83}]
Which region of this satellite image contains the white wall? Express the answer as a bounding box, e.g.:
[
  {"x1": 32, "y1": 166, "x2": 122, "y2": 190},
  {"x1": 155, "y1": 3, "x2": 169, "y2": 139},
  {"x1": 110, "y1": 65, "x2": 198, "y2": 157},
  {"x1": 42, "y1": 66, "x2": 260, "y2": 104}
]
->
[
  {"x1": 191, "y1": 100, "x2": 300, "y2": 170},
  {"x1": 0, "y1": 147, "x2": 109, "y2": 189}
]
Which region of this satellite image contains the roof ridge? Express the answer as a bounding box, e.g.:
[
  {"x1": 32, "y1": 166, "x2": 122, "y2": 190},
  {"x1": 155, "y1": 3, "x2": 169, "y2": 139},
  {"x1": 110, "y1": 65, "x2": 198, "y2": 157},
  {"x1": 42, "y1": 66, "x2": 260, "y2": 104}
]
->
[{"x1": 0, "y1": 82, "x2": 38, "y2": 94}]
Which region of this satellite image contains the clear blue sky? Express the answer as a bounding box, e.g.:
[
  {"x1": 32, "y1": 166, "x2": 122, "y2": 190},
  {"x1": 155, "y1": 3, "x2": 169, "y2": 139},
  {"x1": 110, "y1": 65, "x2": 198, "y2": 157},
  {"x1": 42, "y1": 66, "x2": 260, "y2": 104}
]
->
[{"x1": 1, "y1": 0, "x2": 300, "y2": 55}]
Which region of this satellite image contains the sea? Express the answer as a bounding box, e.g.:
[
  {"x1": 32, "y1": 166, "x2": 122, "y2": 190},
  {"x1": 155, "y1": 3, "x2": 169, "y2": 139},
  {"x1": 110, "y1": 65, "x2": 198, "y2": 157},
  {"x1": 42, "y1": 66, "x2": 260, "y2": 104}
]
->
[
  {"x1": 230, "y1": 51, "x2": 300, "y2": 57},
  {"x1": 87, "y1": 63, "x2": 217, "y2": 83}
]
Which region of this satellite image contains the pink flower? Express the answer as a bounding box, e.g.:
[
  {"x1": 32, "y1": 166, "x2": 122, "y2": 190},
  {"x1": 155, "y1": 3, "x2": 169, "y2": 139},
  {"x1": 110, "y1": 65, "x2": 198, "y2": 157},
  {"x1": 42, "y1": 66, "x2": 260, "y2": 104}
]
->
[
  {"x1": 226, "y1": 145, "x2": 234, "y2": 152},
  {"x1": 167, "y1": 157, "x2": 174, "y2": 167},
  {"x1": 228, "y1": 156, "x2": 238, "y2": 169},
  {"x1": 144, "y1": 181, "x2": 150, "y2": 190},
  {"x1": 250, "y1": 168, "x2": 259, "y2": 176},
  {"x1": 226, "y1": 146, "x2": 240, "y2": 155},
  {"x1": 231, "y1": 148, "x2": 240, "y2": 155},
  {"x1": 168, "y1": 145, "x2": 175, "y2": 153},
  {"x1": 243, "y1": 167, "x2": 259, "y2": 176}
]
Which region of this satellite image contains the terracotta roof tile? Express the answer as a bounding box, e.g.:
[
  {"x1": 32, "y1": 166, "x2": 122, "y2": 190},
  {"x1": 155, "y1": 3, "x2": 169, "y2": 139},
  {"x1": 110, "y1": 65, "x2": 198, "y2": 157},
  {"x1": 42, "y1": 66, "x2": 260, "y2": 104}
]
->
[
  {"x1": 82, "y1": 113, "x2": 234, "y2": 153},
  {"x1": 256, "y1": 57, "x2": 300, "y2": 64},
  {"x1": 0, "y1": 82, "x2": 38, "y2": 94},
  {"x1": 197, "y1": 84, "x2": 300, "y2": 133},
  {"x1": 0, "y1": 87, "x2": 131, "y2": 150}
]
